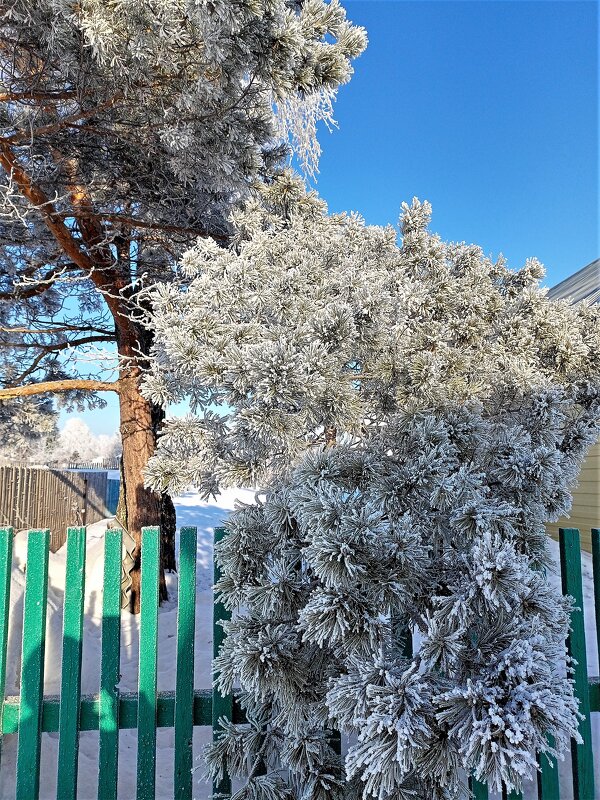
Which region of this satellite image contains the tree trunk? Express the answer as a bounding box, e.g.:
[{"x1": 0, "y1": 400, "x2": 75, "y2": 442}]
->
[
  {"x1": 119, "y1": 370, "x2": 168, "y2": 614},
  {"x1": 118, "y1": 372, "x2": 168, "y2": 612},
  {"x1": 150, "y1": 402, "x2": 177, "y2": 572}
]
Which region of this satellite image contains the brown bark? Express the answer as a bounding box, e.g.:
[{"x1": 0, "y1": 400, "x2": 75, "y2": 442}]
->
[
  {"x1": 117, "y1": 369, "x2": 167, "y2": 613},
  {"x1": 151, "y1": 403, "x2": 177, "y2": 573},
  {"x1": 0, "y1": 379, "x2": 119, "y2": 399},
  {"x1": 324, "y1": 426, "x2": 337, "y2": 448}
]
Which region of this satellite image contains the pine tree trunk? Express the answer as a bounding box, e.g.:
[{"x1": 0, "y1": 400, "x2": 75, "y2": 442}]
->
[
  {"x1": 118, "y1": 372, "x2": 168, "y2": 612},
  {"x1": 151, "y1": 404, "x2": 177, "y2": 573}
]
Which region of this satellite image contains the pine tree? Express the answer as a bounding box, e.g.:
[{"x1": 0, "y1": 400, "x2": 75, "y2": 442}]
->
[
  {"x1": 144, "y1": 176, "x2": 600, "y2": 798},
  {"x1": 0, "y1": 396, "x2": 57, "y2": 462},
  {"x1": 0, "y1": 0, "x2": 366, "y2": 609}
]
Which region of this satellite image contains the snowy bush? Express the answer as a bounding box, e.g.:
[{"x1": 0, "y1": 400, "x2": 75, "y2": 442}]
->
[{"x1": 143, "y1": 174, "x2": 600, "y2": 798}]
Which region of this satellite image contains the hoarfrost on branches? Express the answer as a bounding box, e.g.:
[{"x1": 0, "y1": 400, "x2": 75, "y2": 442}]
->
[{"x1": 143, "y1": 175, "x2": 600, "y2": 798}]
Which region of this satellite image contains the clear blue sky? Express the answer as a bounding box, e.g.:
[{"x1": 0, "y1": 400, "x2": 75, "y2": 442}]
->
[
  {"x1": 317, "y1": 0, "x2": 598, "y2": 281},
  {"x1": 75, "y1": 0, "x2": 599, "y2": 436}
]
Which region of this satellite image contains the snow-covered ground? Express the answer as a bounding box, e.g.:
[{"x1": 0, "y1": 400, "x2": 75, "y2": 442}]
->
[{"x1": 0, "y1": 489, "x2": 597, "y2": 799}]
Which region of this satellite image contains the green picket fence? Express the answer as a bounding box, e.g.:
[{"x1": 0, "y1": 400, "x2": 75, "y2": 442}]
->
[{"x1": 0, "y1": 525, "x2": 597, "y2": 800}]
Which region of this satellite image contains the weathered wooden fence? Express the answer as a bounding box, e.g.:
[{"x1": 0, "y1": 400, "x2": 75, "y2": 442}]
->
[
  {"x1": 0, "y1": 467, "x2": 114, "y2": 551},
  {"x1": 0, "y1": 526, "x2": 597, "y2": 800}
]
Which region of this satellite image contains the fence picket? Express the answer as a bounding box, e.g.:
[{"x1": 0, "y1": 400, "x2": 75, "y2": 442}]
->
[
  {"x1": 0, "y1": 527, "x2": 13, "y2": 768},
  {"x1": 469, "y1": 777, "x2": 488, "y2": 799},
  {"x1": 16, "y1": 529, "x2": 50, "y2": 800},
  {"x1": 174, "y1": 526, "x2": 197, "y2": 800},
  {"x1": 98, "y1": 529, "x2": 123, "y2": 800},
  {"x1": 137, "y1": 527, "x2": 160, "y2": 800},
  {"x1": 213, "y1": 527, "x2": 232, "y2": 798},
  {"x1": 502, "y1": 788, "x2": 522, "y2": 799},
  {"x1": 57, "y1": 527, "x2": 87, "y2": 800},
  {"x1": 560, "y1": 528, "x2": 596, "y2": 800},
  {"x1": 592, "y1": 528, "x2": 600, "y2": 668},
  {"x1": 537, "y1": 736, "x2": 560, "y2": 799}
]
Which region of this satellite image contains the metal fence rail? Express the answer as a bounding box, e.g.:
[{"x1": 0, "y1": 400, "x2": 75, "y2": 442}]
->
[{"x1": 0, "y1": 525, "x2": 597, "y2": 799}]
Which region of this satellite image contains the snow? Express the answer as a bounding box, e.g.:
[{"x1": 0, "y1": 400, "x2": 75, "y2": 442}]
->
[{"x1": 0, "y1": 491, "x2": 597, "y2": 799}]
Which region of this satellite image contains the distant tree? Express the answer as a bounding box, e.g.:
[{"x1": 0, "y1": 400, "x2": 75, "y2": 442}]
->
[
  {"x1": 0, "y1": 0, "x2": 366, "y2": 609},
  {"x1": 143, "y1": 177, "x2": 600, "y2": 798},
  {"x1": 48, "y1": 417, "x2": 121, "y2": 464}
]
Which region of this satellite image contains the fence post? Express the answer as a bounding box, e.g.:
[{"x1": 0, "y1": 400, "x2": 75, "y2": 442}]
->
[
  {"x1": 213, "y1": 527, "x2": 232, "y2": 798},
  {"x1": 559, "y1": 528, "x2": 595, "y2": 800},
  {"x1": 537, "y1": 735, "x2": 560, "y2": 800},
  {"x1": 98, "y1": 528, "x2": 123, "y2": 800},
  {"x1": 592, "y1": 528, "x2": 600, "y2": 670},
  {"x1": 469, "y1": 777, "x2": 488, "y2": 799}
]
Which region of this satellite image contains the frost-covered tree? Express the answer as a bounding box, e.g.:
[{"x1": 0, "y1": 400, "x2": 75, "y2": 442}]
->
[
  {"x1": 0, "y1": 395, "x2": 57, "y2": 462},
  {"x1": 143, "y1": 174, "x2": 600, "y2": 498},
  {"x1": 47, "y1": 417, "x2": 121, "y2": 464},
  {"x1": 0, "y1": 0, "x2": 366, "y2": 609},
  {"x1": 143, "y1": 176, "x2": 600, "y2": 798}
]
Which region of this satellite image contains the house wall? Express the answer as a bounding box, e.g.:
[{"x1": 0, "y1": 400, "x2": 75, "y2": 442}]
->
[{"x1": 546, "y1": 440, "x2": 600, "y2": 552}]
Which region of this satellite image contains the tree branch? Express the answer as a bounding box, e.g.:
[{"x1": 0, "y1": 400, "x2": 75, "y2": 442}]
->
[
  {"x1": 0, "y1": 138, "x2": 125, "y2": 318},
  {"x1": 0, "y1": 89, "x2": 79, "y2": 103},
  {"x1": 0, "y1": 265, "x2": 80, "y2": 301},
  {"x1": 0, "y1": 379, "x2": 120, "y2": 399},
  {"x1": 64, "y1": 210, "x2": 229, "y2": 241},
  {"x1": 6, "y1": 97, "x2": 122, "y2": 144},
  {"x1": 6, "y1": 334, "x2": 115, "y2": 351},
  {"x1": 0, "y1": 139, "x2": 100, "y2": 275},
  {"x1": 0, "y1": 324, "x2": 113, "y2": 335}
]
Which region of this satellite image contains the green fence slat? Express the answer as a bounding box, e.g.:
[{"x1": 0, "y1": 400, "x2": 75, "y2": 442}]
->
[
  {"x1": 537, "y1": 735, "x2": 560, "y2": 800},
  {"x1": 137, "y1": 527, "x2": 160, "y2": 800},
  {"x1": 592, "y1": 528, "x2": 600, "y2": 672},
  {"x1": 559, "y1": 528, "x2": 596, "y2": 800},
  {"x1": 174, "y1": 526, "x2": 197, "y2": 800},
  {"x1": 213, "y1": 527, "x2": 232, "y2": 798},
  {"x1": 0, "y1": 528, "x2": 13, "y2": 768},
  {"x1": 98, "y1": 529, "x2": 122, "y2": 800},
  {"x1": 16, "y1": 529, "x2": 50, "y2": 800},
  {"x1": 57, "y1": 527, "x2": 86, "y2": 800},
  {"x1": 503, "y1": 788, "x2": 522, "y2": 800},
  {"x1": 469, "y1": 777, "x2": 488, "y2": 799},
  {"x1": 2, "y1": 689, "x2": 248, "y2": 735}
]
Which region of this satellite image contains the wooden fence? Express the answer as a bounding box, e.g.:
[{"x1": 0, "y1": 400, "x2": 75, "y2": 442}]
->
[
  {"x1": 66, "y1": 459, "x2": 121, "y2": 471},
  {"x1": 0, "y1": 466, "x2": 113, "y2": 551},
  {"x1": 0, "y1": 525, "x2": 597, "y2": 800}
]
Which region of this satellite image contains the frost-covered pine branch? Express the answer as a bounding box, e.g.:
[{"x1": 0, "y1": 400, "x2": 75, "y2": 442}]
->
[{"x1": 143, "y1": 175, "x2": 600, "y2": 798}]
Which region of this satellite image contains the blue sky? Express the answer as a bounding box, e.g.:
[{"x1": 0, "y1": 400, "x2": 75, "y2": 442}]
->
[
  {"x1": 317, "y1": 0, "x2": 598, "y2": 281},
  {"x1": 74, "y1": 0, "x2": 599, "y2": 436}
]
